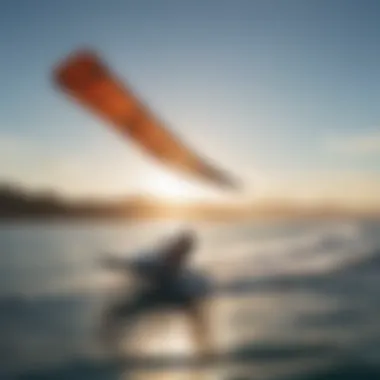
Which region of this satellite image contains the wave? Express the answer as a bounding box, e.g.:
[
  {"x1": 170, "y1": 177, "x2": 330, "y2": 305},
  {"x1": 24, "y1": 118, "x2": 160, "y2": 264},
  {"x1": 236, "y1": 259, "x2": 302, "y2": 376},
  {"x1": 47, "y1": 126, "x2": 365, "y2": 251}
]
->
[{"x1": 205, "y1": 220, "x2": 377, "y2": 283}]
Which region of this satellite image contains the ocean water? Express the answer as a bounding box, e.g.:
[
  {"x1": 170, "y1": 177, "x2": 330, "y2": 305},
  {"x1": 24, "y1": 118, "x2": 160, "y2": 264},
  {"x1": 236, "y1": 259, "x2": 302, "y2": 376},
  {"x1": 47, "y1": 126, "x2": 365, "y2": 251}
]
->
[{"x1": 1, "y1": 218, "x2": 380, "y2": 380}]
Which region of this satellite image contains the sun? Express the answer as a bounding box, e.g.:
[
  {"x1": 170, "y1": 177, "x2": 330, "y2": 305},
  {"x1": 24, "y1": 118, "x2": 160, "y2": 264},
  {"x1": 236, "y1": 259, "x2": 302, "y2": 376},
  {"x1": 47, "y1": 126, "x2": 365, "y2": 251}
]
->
[{"x1": 142, "y1": 168, "x2": 203, "y2": 201}]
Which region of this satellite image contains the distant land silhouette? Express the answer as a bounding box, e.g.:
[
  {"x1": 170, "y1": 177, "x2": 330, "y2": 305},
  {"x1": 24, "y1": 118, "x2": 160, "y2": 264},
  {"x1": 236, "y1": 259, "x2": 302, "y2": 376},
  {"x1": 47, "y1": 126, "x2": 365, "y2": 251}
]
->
[{"x1": 0, "y1": 182, "x2": 378, "y2": 221}]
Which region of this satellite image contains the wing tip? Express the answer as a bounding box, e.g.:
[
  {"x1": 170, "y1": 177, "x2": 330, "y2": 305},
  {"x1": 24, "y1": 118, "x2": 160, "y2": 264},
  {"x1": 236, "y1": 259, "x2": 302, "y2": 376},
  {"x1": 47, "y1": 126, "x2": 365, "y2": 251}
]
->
[
  {"x1": 52, "y1": 48, "x2": 104, "y2": 90},
  {"x1": 200, "y1": 163, "x2": 242, "y2": 191}
]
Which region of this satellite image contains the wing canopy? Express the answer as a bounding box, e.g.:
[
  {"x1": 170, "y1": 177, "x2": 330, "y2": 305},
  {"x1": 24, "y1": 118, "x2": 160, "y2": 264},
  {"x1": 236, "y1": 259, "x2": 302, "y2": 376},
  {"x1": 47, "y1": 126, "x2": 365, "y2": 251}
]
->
[{"x1": 53, "y1": 49, "x2": 240, "y2": 189}]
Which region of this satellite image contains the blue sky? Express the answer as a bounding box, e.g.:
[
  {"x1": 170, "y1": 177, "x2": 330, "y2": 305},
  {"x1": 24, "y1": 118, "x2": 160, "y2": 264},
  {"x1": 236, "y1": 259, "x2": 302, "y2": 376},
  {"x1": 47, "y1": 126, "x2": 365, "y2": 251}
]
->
[{"x1": 1, "y1": 0, "x2": 380, "y2": 205}]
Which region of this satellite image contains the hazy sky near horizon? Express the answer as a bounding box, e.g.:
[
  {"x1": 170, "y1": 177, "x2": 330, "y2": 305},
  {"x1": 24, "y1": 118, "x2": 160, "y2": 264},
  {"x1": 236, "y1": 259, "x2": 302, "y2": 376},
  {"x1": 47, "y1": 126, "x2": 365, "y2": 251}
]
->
[{"x1": 1, "y1": 0, "x2": 380, "y2": 204}]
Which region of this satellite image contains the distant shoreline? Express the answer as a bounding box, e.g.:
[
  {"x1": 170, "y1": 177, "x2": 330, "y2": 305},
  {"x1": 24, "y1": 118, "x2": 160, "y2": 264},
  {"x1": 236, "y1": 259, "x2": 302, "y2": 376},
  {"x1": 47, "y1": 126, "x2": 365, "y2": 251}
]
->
[
  {"x1": 1, "y1": 183, "x2": 379, "y2": 223},
  {"x1": 0, "y1": 213, "x2": 378, "y2": 226}
]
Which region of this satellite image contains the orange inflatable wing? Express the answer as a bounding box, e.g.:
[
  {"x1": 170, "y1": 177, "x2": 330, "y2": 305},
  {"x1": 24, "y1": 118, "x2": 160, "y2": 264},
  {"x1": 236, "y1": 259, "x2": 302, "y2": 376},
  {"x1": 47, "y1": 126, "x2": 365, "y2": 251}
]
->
[{"x1": 53, "y1": 50, "x2": 240, "y2": 189}]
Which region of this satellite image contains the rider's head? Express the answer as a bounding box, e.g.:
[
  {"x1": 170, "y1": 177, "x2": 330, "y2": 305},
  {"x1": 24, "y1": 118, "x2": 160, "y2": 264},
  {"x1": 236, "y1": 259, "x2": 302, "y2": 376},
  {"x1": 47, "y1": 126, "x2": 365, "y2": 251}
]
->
[
  {"x1": 166, "y1": 229, "x2": 196, "y2": 268},
  {"x1": 175, "y1": 229, "x2": 196, "y2": 253}
]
